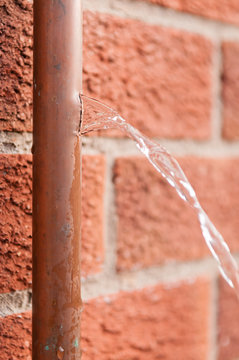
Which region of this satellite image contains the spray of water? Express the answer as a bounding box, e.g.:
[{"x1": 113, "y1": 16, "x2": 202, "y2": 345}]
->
[{"x1": 80, "y1": 94, "x2": 239, "y2": 296}]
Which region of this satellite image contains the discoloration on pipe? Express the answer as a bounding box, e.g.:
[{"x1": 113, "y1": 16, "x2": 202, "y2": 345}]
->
[{"x1": 33, "y1": 0, "x2": 82, "y2": 358}]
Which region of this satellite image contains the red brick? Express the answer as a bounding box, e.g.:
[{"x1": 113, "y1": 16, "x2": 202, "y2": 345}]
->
[
  {"x1": 222, "y1": 42, "x2": 239, "y2": 140},
  {"x1": 142, "y1": 0, "x2": 239, "y2": 26},
  {"x1": 82, "y1": 278, "x2": 210, "y2": 359},
  {"x1": 0, "y1": 0, "x2": 33, "y2": 132},
  {"x1": 83, "y1": 12, "x2": 213, "y2": 139},
  {"x1": 0, "y1": 8, "x2": 212, "y2": 138},
  {"x1": 0, "y1": 154, "x2": 105, "y2": 292},
  {"x1": 218, "y1": 278, "x2": 239, "y2": 360},
  {"x1": 114, "y1": 156, "x2": 239, "y2": 271},
  {"x1": 0, "y1": 312, "x2": 32, "y2": 360},
  {"x1": 0, "y1": 155, "x2": 32, "y2": 292}
]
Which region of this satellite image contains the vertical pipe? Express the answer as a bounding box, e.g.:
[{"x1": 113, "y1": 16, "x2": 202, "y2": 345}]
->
[{"x1": 33, "y1": 1, "x2": 82, "y2": 359}]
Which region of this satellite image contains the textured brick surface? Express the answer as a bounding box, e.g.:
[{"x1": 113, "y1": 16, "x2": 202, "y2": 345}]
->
[
  {"x1": 0, "y1": 8, "x2": 212, "y2": 138},
  {"x1": 143, "y1": 0, "x2": 239, "y2": 26},
  {"x1": 82, "y1": 278, "x2": 210, "y2": 359},
  {"x1": 0, "y1": 0, "x2": 33, "y2": 132},
  {"x1": 0, "y1": 154, "x2": 105, "y2": 292},
  {"x1": 218, "y1": 278, "x2": 239, "y2": 360},
  {"x1": 114, "y1": 156, "x2": 239, "y2": 270},
  {"x1": 222, "y1": 42, "x2": 239, "y2": 140},
  {"x1": 0, "y1": 155, "x2": 32, "y2": 292},
  {"x1": 83, "y1": 12, "x2": 212, "y2": 139},
  {"x1": 0, "y1": 278, "x2": 210, "y2": 359},
  {"x1": 0, "y1": 312, "x2": 32, "y2": 360}
]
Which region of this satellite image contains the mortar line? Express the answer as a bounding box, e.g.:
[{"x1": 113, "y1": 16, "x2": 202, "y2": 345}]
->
[
  {"x1": 0, "y1": 289, "x2": 32, "y2": 318},
  {"x1": 1, "y1": 131, "x2": 239, "y2": 159},
  {"x1": 0, "y1": 258, "x2": 218, "y2": 316},
  {"x1": 0, "y1": 131, "x2": 32, "y2": 154},
  {"x1": 2, "y1": 132, "x2": 239, "y2": 156},
  {"x1": 82, "y1": 136, "x2": 239, "y2": 157},
  {"x1": 83, "y1": 0, "x2": 239, "y2": 41},
  {"x1": 82, "y1": 253, "x2": 239, "y2": 301},
  {"x1": 82, "y1": 257, "x2": 219, "y2": 301},
  {"x1": 2, "y1": 255, "x2": 239, "y2": 316}
]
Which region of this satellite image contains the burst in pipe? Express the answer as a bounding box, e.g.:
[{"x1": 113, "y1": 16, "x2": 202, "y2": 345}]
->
[{"x1": 33, "y1": 0, "x2": 82, "y2": 358}]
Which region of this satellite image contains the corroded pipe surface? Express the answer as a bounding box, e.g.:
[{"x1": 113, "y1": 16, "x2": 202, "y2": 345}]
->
[{"x1": 33, "y1": 0, "x2": 82, "y2": 358}]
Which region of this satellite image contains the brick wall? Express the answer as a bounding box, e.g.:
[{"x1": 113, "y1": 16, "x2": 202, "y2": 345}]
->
[{"x1": 1, "y1": 0, "x2": 239, "y2": 359}]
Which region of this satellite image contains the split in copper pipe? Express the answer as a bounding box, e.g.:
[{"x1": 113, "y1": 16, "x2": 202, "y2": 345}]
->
[{"x1": 33, "y1": 0, "x2": 82, "y2": 358}]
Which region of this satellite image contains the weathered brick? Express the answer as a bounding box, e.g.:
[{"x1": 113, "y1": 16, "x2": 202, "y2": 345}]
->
[
  {"x1": 142, "y1": 0, "x2": 239, "y2": 26},
  {"x1": 82, "y1": 278, "x2": 210, "y2": 359},
  {"x1": 0, "y1": 312, "x2": 32, "y2": 360},
  {"x1": 0, "y1": 154, "x2": 105, "y2": 292},
  {"x1": 0, "y1": 0, "x2": 33, "y2": 132},
  {"x1": 114, "y1": 156, "x2": 239, "y2": 271},
  {"x1": 218, "y1": 278, "x2": 239, "y2": 360},
  {"x1": 222, "y1": 42, "x2": 239, "y2": 140},
  {"x1": 83, "y1": 12, "x2": 213, "y2": 139}
]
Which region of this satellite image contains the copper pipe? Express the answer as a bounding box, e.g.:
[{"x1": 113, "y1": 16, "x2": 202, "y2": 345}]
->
[{"x1": 33, "y1": 0, "x2": 82, "y2": 358}]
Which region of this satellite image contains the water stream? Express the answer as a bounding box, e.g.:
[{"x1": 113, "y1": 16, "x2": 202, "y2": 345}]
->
[{"x1": 80, "y1": 94, "x2": 239, "y2": 297}]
